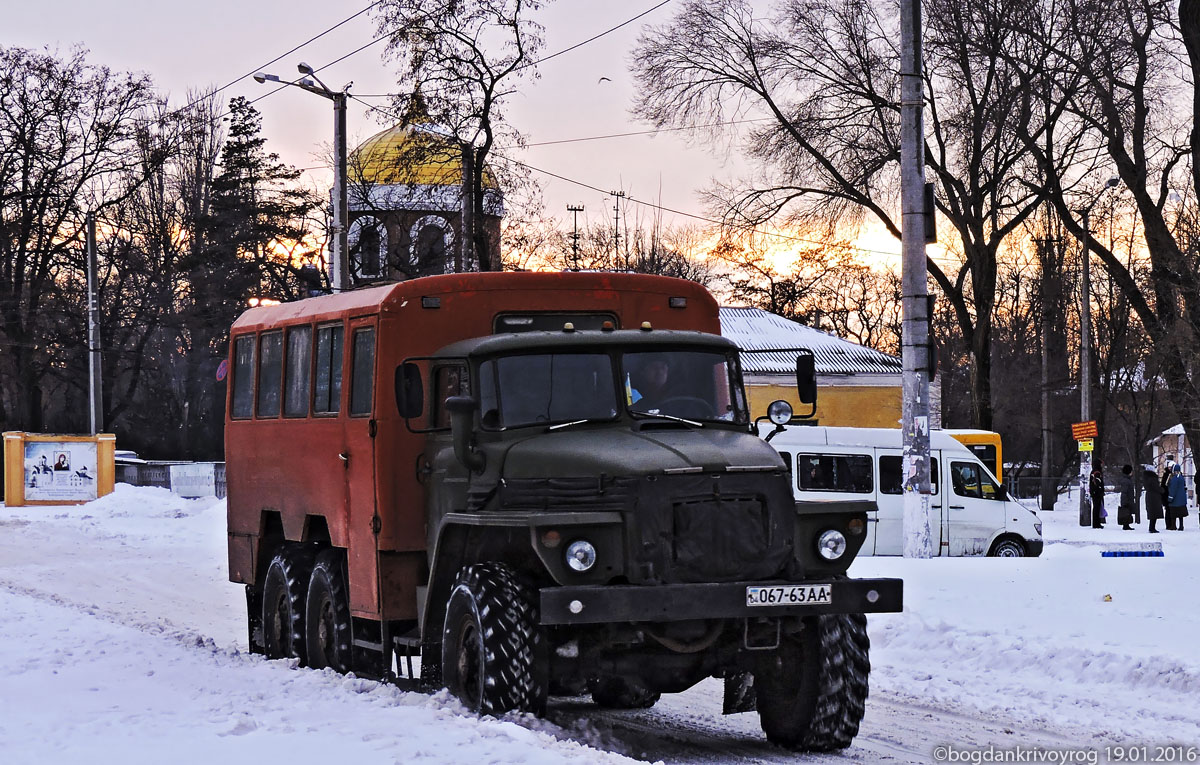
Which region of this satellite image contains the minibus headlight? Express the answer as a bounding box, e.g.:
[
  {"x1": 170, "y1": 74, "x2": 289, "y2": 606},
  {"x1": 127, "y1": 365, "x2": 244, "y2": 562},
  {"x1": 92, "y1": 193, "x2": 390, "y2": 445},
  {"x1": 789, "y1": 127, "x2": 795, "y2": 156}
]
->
[
  {"x1": 817, "y1": 530, "x2": 848, "y2": 561},
  {"x1": 565, "y1": 540, "x2": 597, "y2": 572}
]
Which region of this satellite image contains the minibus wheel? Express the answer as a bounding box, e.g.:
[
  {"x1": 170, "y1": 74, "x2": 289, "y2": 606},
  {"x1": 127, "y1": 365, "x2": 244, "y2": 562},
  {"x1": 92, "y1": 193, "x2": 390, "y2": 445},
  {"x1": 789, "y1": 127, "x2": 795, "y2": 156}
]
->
[
  {"x1": 754, "y1": 613, "x2": 869, "y2": 751},
  {"x1": 988, "y1": 536, "x2": 1027, "y2": 557},
  {"x1": 441, "y1": 563, "x2": 547, "y2": 715}
]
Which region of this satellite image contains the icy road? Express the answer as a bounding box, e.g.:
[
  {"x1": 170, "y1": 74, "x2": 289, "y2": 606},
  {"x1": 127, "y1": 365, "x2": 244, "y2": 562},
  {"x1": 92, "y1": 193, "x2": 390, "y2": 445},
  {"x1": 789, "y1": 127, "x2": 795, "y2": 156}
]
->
[{"x1": 2, "y1": 485, "x2": 1198, "y2": 764}]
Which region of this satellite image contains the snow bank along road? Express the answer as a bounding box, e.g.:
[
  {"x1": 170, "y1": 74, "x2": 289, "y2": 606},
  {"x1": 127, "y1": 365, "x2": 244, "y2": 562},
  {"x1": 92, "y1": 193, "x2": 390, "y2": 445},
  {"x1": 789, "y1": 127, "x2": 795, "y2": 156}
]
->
[{"x1": 2, "y1": 485, "x2": 1198, "y2": 763}]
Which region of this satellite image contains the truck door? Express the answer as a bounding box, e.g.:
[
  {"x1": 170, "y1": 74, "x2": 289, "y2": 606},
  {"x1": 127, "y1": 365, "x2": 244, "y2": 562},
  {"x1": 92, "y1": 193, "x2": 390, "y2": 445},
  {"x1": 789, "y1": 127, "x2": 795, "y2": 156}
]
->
[
  {"x1": 876, "y1": 451, "x2": 943, "y2": 556},
  {"x1": 946, "y1": 459, "x2": 1005, "y2": 556},
  {"x1": 344, "y1": 318, "x2": 380, "y2": 614}
]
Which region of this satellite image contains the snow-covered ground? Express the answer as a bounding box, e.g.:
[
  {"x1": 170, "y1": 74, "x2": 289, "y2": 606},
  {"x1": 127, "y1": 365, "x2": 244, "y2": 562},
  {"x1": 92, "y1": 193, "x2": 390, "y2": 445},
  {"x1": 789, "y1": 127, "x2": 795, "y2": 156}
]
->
[{"x1": 1, "y1": 485, "x2": 1198, "y2": 763}]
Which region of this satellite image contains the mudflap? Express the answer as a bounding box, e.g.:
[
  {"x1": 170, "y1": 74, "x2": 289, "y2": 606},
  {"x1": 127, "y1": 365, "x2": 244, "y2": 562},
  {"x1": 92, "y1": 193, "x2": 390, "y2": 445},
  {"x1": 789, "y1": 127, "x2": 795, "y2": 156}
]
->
[{"x1": 723, "y1": 672, "x2": 757, "y2": 714}]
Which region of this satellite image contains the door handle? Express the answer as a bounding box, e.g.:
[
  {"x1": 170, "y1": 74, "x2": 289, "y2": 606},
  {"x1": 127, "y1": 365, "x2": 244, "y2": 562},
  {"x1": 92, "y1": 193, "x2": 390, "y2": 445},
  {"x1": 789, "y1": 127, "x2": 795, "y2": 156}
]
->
[
  {"x1": 950, "y1": 504, "x2": 965, "y2": 510},
  {"x1": 338, "y1": 452, "x2": 349, "y2": 466}
]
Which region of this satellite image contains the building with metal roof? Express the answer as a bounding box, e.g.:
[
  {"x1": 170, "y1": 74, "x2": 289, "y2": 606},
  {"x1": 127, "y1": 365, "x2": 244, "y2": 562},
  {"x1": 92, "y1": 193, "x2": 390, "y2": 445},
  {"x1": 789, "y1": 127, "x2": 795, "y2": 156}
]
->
[{"x1": 719, "y1": 306, "x2": 941, "y2": 428}]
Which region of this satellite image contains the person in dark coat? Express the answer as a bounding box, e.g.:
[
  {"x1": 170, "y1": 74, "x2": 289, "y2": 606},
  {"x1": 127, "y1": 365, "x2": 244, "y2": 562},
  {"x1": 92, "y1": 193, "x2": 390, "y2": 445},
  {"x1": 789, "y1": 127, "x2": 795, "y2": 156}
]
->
[
  {"x1": 1163, "y1": 460, "x2": 1177, "y2": 530},
  {"x1": 1166, "y1": 464, "x2": 1188, "y2": 531},
  {"x1": 1116, "y1": 464, "x2": 1136, "y2": 530},
  {"x1": 1090, "y1": 459, "x2": 1106, "y2": 528},
  {"x1": 1143, "y1": 464, "x2": 1164, "y2": 533}
]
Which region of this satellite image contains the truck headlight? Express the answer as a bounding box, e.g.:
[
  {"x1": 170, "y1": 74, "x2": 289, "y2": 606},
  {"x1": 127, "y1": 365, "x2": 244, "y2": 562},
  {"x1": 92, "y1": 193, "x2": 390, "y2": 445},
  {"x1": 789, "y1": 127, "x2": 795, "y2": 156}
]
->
[
  {"x1": 565, "y1": 540, "x2": 597, "y2": 572},
  {"x1": 817, "y1": 530, "x2": 847, "y2": 561},
  {"x1": 767, "y1": 399, "x2": 793, "y2": 425}
]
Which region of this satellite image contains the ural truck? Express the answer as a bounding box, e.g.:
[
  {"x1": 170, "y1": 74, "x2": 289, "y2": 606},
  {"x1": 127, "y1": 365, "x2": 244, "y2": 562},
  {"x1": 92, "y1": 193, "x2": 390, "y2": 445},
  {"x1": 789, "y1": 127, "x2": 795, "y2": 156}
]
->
[{"x1": 224, "y1": 272, "x2": 902, "y2": 751}]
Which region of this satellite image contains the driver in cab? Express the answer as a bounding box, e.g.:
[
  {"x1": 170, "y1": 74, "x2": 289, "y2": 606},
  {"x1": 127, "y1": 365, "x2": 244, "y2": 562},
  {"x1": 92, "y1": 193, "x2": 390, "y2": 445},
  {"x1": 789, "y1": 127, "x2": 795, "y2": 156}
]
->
[{"x1": 628, "y1": 358, "x2": 671, "y2": 412}]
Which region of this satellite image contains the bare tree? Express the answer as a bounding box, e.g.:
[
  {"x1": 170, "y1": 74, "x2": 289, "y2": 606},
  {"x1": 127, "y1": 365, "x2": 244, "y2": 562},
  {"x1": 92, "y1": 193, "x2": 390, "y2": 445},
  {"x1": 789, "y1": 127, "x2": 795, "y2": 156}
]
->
[
  {"x1": 632, "y1": 0, "x2": 1082, "y2": 429},
  {"x1": 375, "y1": 0, "x2": 546, "y2": 271},
  {"x1": 0, "y1": 46, "x2": 157, "y2": 432}
]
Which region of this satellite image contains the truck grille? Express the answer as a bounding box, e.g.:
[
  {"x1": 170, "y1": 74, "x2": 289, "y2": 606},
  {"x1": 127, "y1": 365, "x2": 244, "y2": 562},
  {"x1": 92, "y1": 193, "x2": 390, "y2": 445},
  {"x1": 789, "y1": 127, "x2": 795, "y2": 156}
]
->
[{"x1": 672, "y1": 497, "x2": 769, "y2": 581}]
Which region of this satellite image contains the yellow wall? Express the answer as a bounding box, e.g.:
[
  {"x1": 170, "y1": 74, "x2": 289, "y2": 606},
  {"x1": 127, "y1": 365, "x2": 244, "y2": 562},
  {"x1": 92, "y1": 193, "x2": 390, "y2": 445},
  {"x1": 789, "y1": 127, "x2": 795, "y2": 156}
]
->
[{"x1": 747, "y1": 384, "x2": 902, "y2": 428}]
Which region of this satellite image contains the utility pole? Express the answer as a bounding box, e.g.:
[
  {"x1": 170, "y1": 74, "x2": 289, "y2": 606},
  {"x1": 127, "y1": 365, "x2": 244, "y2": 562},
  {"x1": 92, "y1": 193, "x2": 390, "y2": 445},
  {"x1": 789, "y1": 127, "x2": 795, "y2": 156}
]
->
[
  {"x1": 461, "y1": 144, "x2": 476, "y2": 272},
  {"x1": 86, "y1": 212, "x2": 103, "y2": 435},
  {"x1": 900, "y1": 0, "x2": 934, "y2": 557},
  {"x1": 1038, "y1": 232, "x2": 1061, "y2": 514},
  {"x1": 253, "y1": 64, "x2": 350, "y2": 291},
  {"x1": 611, "y1": 190, "x2": 626, "y2": 268},
  {"x1": 1078, "y1": 208, "x2": 1094, "y2": 526},
  {"x1": 567, "y1": 204, "x2": 584, "y2": 270},
  {"x1": 1076, "y1": 177, "x2": 1118, "y2": 527}
]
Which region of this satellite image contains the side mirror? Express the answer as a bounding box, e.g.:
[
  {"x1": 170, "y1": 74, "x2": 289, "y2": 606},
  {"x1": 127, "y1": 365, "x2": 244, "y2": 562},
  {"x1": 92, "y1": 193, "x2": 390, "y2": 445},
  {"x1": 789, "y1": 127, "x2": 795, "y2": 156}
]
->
[
  {"x1": 795, "y1": 352, "x2": 817, "y2": 415},
  {"x1": 445, "y1": 395, "x2": 485, "y2": 473},
  {"x1": 395, "y1": 363, "x2": 424, "y2": 419},
  {"x1": 796, "y1": 352, "x2": 816, "y2": 404}
]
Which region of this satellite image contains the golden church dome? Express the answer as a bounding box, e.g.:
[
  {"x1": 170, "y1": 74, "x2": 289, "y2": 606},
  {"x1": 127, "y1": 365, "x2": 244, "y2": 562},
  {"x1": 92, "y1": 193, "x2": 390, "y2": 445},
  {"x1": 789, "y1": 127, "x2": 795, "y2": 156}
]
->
[{"x1": 350, "y1": 122, "x2": 498, "y2": 188}]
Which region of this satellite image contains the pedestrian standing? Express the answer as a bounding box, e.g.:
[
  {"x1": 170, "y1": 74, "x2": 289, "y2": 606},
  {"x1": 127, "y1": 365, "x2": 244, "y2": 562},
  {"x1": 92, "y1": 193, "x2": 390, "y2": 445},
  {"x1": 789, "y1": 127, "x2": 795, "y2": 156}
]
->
[
  {"x1": 1116, "y1": 464, "x2": 1136, "y2": 530},
  {"x1": 1142, "y1": 464, "x2": 1163, "y2": 533},
  {"x1": 1163, "y1": 460, "x2": 1177, "y2": 530},
  {"x1": 1166, "y1": 464, "x2": 1188, "y2": 531},
  {"x1": 1090, "y1": 459, "x2": 1106, "y2": 529}
]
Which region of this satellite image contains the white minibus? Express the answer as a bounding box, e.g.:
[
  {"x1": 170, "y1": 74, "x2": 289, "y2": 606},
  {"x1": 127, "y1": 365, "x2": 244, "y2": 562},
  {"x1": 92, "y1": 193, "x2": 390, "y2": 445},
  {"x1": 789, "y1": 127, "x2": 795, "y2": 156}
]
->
[{"x1": 761, "y1": 424, "x2": 1043, "y2": 557}]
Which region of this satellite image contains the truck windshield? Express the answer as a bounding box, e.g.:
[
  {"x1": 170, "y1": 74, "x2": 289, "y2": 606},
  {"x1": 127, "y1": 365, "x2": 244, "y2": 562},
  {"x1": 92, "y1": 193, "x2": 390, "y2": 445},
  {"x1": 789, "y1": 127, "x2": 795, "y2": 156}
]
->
[
  {"x1": 479, "y1": 353, "x2": 619, "y2": 429},
  {"x1": 623, "y1": 350, "x2": 748, "y2": 424}
]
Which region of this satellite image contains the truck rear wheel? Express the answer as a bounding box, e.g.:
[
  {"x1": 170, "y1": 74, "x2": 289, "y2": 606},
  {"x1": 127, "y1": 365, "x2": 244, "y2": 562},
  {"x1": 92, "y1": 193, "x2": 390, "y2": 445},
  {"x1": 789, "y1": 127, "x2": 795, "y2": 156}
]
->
[
  {"x1": 261, "y1": 545, "x2": 315, "y2": 664},
  {"x1": 754, "y1": 613, "x2": 870, "y2": 752},
  {"x1": 305, "y1": 549, "x2": 353, "y2": 673},
  {"x1": 441, "y1": 563, "x2": 547, "y2": 715},
  {"x1": 590, "y1": 676, "x2": 661, "y2": 709}
]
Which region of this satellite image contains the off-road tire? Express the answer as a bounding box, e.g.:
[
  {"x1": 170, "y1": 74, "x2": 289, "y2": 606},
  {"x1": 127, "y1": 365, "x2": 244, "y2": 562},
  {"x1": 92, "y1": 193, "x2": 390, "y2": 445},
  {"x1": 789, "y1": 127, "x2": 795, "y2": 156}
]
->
[
  {"x1": 590, "y1": 676, "x2": 661, "y2": 709},
  {"x1": 989, "y1": 537, "x2": 1026, "y2": 557},
  {"x1": 261, "y1": 544, "x2": 316, "y2": 663},
  {"x1": 754, "y1": 613, "x2": 870, "y2": 751},
  {"x1": 305, "y1": 549, "x2": 353, "y2": 673},
  {"x1": 441, "y1": 563, "x2": 547, "y2": 715}
]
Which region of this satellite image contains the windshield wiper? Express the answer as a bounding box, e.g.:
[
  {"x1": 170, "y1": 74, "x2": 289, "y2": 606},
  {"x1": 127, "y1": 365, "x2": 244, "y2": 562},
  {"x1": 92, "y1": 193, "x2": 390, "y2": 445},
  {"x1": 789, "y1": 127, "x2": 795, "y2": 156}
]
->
[
  {"x1": 629, "y1": 410, "x2": 703, "y2": 427},
  {"x1": 547, "y1": 417, "x2": 609, "y2": 431}
]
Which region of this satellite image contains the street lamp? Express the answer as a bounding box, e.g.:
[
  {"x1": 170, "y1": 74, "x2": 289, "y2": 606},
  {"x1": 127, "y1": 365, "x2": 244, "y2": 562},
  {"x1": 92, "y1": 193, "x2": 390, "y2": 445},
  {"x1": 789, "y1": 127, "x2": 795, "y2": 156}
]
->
[
  {"x1": 253, "y1": 64, "x2": 351, "y2": 292},
  {"x1": 1075, "y1": 175, "x2": 1120, "y2": 527}
]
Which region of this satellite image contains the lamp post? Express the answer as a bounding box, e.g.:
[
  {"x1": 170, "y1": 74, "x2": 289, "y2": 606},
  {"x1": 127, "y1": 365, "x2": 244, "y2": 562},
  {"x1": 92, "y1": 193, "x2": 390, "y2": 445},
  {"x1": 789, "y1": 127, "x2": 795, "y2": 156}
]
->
[
  {"x1": 254, "y1": 65, "x2": 351, "y2": 292},
  {"x1": 1076, "y1": 175, "x2": 1120, "y2": 527}
]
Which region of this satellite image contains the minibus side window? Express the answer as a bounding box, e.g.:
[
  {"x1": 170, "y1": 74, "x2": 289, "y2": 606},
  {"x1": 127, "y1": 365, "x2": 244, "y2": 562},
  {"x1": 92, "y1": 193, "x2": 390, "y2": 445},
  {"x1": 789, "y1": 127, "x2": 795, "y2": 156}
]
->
[
  {"x1": 313, "y1": 324, "x2": 343, "y2": 415},
  {"x1": 256, "y1": 331, "x2": 283, "y2": 418},
  {"x1": 284, "y1": 326, "x2": 312, "y2": 418},
  {"x1": 778, "y1": 451, "x2": 793, "y2": 480},
  {"x1": 797, "y1": 453, "x2": 873, "y2": 493},
  {"x1": 951, "y1": 461, "x2": 1001, "y2": 500},
  {"x1": 878, "y1": 455, "x2": 939, "y2": 495},
  {"x1": 231, "y1": 335, "x2": 256, "y2": 419},
  {"x1": 350, "y1": 328, "x2": 376, "y2": 416}
]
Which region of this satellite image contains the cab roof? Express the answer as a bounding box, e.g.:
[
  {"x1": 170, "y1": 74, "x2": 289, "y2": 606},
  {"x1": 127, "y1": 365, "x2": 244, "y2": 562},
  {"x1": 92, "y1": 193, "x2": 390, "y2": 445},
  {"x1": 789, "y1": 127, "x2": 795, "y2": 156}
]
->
[{"x1": 433, "y1": 328, "x2": 738, "y2": 358}]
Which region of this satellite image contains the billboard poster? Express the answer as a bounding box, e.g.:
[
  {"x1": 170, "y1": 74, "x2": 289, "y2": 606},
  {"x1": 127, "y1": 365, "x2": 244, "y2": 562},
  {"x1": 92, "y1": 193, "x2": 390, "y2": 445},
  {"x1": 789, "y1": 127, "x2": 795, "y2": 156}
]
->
[{"x1": 23, "y1": 440, "x2": 99, "y2": 502}]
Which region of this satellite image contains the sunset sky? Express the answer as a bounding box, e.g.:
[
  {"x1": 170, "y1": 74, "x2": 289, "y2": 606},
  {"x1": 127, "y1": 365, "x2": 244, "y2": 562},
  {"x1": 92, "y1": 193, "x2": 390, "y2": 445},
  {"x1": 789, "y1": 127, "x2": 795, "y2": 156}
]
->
[{"x1": 6, "y1": 0, "x2": 907, "y2": 265}]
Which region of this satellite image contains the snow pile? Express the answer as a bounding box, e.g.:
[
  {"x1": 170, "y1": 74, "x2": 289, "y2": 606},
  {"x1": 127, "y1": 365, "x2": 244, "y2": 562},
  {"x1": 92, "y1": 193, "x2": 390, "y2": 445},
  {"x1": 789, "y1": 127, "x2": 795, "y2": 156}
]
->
[
  {"x1": 0, "y1": 485, "x2": 637, "y2": 765},
  {"x1": 856, "y1": 502, "x2": 1200, "y2": 744},
  {"x1": 3, "y1": 482, "x2": 1199, "y2": 762}
]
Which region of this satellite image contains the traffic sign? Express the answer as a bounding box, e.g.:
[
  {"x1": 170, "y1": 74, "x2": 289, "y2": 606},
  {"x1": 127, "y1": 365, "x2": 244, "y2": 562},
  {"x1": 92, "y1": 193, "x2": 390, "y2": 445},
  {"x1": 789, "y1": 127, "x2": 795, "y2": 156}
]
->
[
  {"x1": 1071, "y1": 420, "x2": 1098, "y2": 440},
  {"x1": 1078, "y1": 439, "x2": 1095, "y2": 452}
]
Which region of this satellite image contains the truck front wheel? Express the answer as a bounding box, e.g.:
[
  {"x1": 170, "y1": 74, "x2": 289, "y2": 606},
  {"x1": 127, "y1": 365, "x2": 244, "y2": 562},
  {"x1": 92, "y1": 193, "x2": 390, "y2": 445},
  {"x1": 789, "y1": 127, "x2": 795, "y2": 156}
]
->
[
  {"x1": 441, "y1": 563, "x2": 547, "y2": 715},
  {"x1": 754, "y1": 613, "x2": 870, "y2": 752},
  {"x1": 261, "y1": 545, "x2": 316, "y2": 663}
]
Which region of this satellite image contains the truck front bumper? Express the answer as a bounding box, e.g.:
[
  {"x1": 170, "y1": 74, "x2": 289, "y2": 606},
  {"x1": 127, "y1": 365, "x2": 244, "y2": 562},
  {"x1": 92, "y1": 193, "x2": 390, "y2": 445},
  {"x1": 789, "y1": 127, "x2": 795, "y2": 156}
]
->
[{"x1": 539, "y1": 577, "x2": 903, "y2": 625}]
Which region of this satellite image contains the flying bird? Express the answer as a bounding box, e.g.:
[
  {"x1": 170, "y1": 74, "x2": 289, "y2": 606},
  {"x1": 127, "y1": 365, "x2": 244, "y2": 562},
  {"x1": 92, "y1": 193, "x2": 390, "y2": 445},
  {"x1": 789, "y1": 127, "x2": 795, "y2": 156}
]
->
[{"x1": 598, "y1": 77, "x2": 612, "y2": 83}]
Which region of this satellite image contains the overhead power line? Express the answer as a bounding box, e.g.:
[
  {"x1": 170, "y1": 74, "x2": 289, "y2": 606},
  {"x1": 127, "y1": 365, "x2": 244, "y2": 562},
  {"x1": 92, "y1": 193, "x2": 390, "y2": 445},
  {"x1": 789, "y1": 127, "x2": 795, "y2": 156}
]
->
[
  {"x1": 347, "y1": 0, "x2": 675, "y2": 100},
  {"x1": 176, "y1": 1, "x2": 384, "y2": 116}
]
